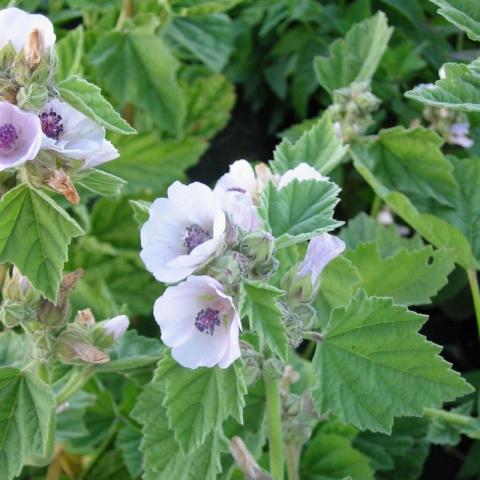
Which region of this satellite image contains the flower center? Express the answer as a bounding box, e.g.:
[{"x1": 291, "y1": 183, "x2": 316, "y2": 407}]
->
[
  {"x1": 0, "y1": 123, "x2": 18, "y2": 150},
  {"x1": 194, "y1": 307, "x2": 221, "y2": 335},
  {"x1": 39, "y1": 109, "x2": 64, "y2": 140},
  {"x1": 184, "y1": 224, "x2": 212, "y2": 254}
]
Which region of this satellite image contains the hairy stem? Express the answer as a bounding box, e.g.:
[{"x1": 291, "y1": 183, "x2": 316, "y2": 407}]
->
[
  {"x1": 265, "y1": 373, "x2": 284, "y2": 480},
  {"x1": 467, "y1": 269, "x2": 480, "y2": 337},
  {"x1": 55, "y1": 367, "x2": 92, "y2": 406},
  {"x1": 285, "y1": 444, "x2": 300, "y2": 480}
]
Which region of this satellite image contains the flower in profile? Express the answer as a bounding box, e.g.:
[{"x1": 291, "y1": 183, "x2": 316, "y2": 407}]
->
[
  {"x1": 0, "y1": 102, "x2": 42, "y2": 171},
  {"x1": 215, "y1": 159, "x2": 259, "y2": 198},
  {"x1": 39, "y1": 98, "x2": 118, "y2": 170},
  {"x1": 448, "y1": 122, "x2": 474, "y2": 149},
  {"x1": 154, "y1": 275, "x2": 241, "y2": 368},
  {"x1": 0, "y1": 7, "x2": 55, "y2": 52},
  {"x1": 103, "y1": 315, "x2": 129, "y2": 340},
  {"x1": 278, "y1": 163, "x2": 328, "y2": 189},
  {"x1": 141, "y1": 182, "x2": 226, "y2": 283},
  {"x1": 297, "y1": 233, "x2": 345, "y2": 284}
]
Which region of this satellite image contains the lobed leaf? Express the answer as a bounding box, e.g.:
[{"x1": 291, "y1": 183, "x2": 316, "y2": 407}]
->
[{"x1": 430, "y1": 0, "x2": 480, "y2": 41}]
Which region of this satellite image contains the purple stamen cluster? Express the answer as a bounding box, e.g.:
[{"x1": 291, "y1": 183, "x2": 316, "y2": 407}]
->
[
  {"x1": 194, "y1": 307, "x2": 221, "y2": 335},
  {"x1": 184, "y1": 224, "x2": 212, "y2": 254},
  {"x1": 0, "y1": 123, "x2": 18, "y2": 150},
  {"x1": 39, "y1": 109, "x2": 64, "y2": 140}
]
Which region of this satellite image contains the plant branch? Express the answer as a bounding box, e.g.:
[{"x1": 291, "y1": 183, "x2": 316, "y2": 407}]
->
[
  {"x1": 285, "y1": 444, "x2": 300, "y2": 480},
  {"x1": 265, "y1": 372, "x2": 284, "y2": 480},
  {"x1": 467, "y1": 269, "x2": 480, "y2": 337}
]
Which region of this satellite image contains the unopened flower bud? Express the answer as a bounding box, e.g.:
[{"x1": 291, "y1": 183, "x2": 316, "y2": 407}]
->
[
  {"x1": 24, "y1": 29, "x2": 44, "y2": 69},
  {"x1": 45, "y1": 170, "x2": 80, "y2": 205},
  {"x1": 240, "y1": 230, "x2": 275, "y2": 265},
  {"x1": 75, "y1": 308, "x2": 95, "y2": 328},
  {"x1": 263, "y1": 358, "x2": 284, "y2": 381},
  {"x1": 208, "y1": 252, "x2": 250, "y2": 287},
  {"x1": 3, "y1": 266, "x2": 37, "y2": 303},
  {"x1": 240, "y1": 341, "x2": 262, "y2": 386},
  {"x1": 55, "y1": 327, "x2": 109, "y2": 365}
]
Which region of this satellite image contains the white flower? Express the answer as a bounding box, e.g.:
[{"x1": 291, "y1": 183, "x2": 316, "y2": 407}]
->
[
  {"x1": 297, "y1": 233, "x2": 345, "y2": 284},
  {"x1": 39, "y1": 98, "x2": 118, "y2": 170},
  {"x1": 0, "y1": 102, "x2": 42, "y2": 170},
  {"x1": 278, "y1": 163, "x2": 328, "y2": 190},
  {"x1": 154, "y1": 275, "x2": 241, "y2": 368},
  {"x1": 215, "y1": 159, "x2": 259, "y2": 198},
  {"x1": 0, "y1": 7, "x2": 55, "y2": 52},
  {"x1": 141, "y1": 181, "x2": 226, "y2": 283},
  {"x1": 448, "y1": 122, "x2": 474, "y2": 149},
  {"x1": 103, "y1": 315, "x2": 129, "y2": 340}
]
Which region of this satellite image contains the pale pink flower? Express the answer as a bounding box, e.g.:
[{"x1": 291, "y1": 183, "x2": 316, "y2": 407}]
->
[
  {"x1": 103, "y1": 315, "x2": 129, "y2": 340},
  {"x1": 297, "y1": 233, "x2": 345, "y2": 284},
  {"x1": 278, "y1": 163, "x2": 328, "y2": 189},
  {"x1": 0, "y1": 102, "x2": 42, "y2": 171},
  {"x1": 0, "y1": 7, "x2": 55, "y2": 52},
  {"x1": 141, "y1": 182, "x2": 226, "y2": 283},
  {"x1": 39, "y1": 98, "x2": 118, "y2": 170},
  {"x1": 154, "y1": 275, "x2": 241, "y2": 368}
]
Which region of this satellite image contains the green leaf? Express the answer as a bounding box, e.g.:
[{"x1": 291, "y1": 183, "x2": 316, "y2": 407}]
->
[
  {"x1": 340, "y1": 213, "x2": 424, "y2": 258},
  {"x1": 183, "y1": 72, "x2": 235, "y2": 140},
  {"x1": 0, "y1": 367, "x2": 55, "y2": 480},
  {"x1": 314, "y1": 12, "x2": 393, "y2": 95},
  {"x1": 350, "y1": 128, "x2": 480, "y2": 270},
  {"x1": 0, "y1": 184, "x2": 84, "y2": 301},
  {"x1": 258, "y1": 179, "x2": 342, "y2": 247},
  {"x1": 301, "y1": 430, "x2": 375, "y2": 480},
  {"x1": 168, "y1": 14, "x2": 235, "y2": 72},
  {"x1": 170, "y1": 0, "x2": 242, "y2": 15},
  {"x1": 55, "y1": 26, "x2": 84, "y2": 82},
  {"x1": 271, "y1": 113, "x2": 348, "y2": 175},
  {"x1": 345, "y1": 244, "x2": 455, "y2": 305},
  {"x1": 89, "y1": 31, "x2": 185, "y2": 135},
  {"x1": 129, "y1": 199, "x2": 151, "y2": 226},
  {"x1": 239, "y1": 280, "x2": 288, "y2": 360},
  {"x1": 57, "y1": 76, "x2": 136, "y2": 135},
  {"x1": 75, "y1": 169, "x2": 126, "y2": 197},
  {"x1": 156, "y1": 353, "x2": 246, "y2": 452},
  {"x1": 101, "y1": 134, "x2": 207, "y2": 196},
  {"x1": 0, "y1": 330, "x2": 29, "y2": 368},
  {"x1": 116, "y1": 424, "x2": 143, "y2": 479},
  {"x1": 132, "y1": 365, "x2": 224, "y2": 480},
  {"x1": 313, "y1": 291, "x2": 473, "y2": 433},
  {"x1": 405, "y1": 61, "x2": 480, "y2": 111},
  {"x1": 430, "y1": 0, "x2": 480, "y2": 41}
]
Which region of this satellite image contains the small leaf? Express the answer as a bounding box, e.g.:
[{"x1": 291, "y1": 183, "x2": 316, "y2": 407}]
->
[
  {"x1": 312, "y1": 291, "x2": 473, "y2": 433},
  {"x1": 314, "y1": 12, "x2": 393, "y2": 95},
  {"x1": 129, "y1": 199, "x2": 151, "y2": 226},
  {"x1": 76, "y1": 169, "x2": 126, "y2": 196},
  {"x1": 430, "y1": 0, "x2": 480, "y2": 41},
  {"x1": 0, "y1": 367, "x2": 56, "y2": 480},
  {"x1": 271, "y1": 113, "x2": 348, "y2": 175},
  {"x1": 405, "y1": 61, "x2": 480, "y2": 112},
  {"x1": 240, "y1": 280, "x2": 288, "y2": 360},
  {"x1": 156, "y1": 353, "x2": 246, "y2": 452},
  {"x1": 258, "y1": 179, "x2": 342, "y2": 248},
  {"x1": 58, "y1": 75, "x2": 136, "y2": 135},
  {"x1": 0, "y1": 331, "x2": 29, "y2": 368},
  {"x1": 0, "y1": 184, "x2": 84, "y2": 301}
]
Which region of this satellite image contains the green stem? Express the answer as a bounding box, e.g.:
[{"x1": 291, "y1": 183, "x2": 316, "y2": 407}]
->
[
  {"x1": 467, "y1": 269, "x2": 480, "y2": 336},
  {"x1": 370, "y1": 194, "x2": 382, "y2": 218},
  {"x1": 424, "y1": 408, "x2": 480, "y2": 439},
  {"x1": 265, "y1": 373, "x2": 284, "y2": 480},
  {"x1": 55, "y1": 368, "x2": 92, "y2": 406},
  {"x1": 115, "y1": 0, "x2": 134, "y2": 30},
  {"x1": 285, "y1": 444, "x2": 300, "y2": 480}
]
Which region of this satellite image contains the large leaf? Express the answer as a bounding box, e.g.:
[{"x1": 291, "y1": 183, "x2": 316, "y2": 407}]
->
[
  {"x1": 350, "y1": 128, "x2": 479, "y2": 270},
  {"x1": 430, "y1": 0, "x2": 480, "y2": 41},
  {"x1": 271, "y1": 113, "x2": 347, "y2": 175},
  {"x1": 0, "y1": 331, "x2": 29, "y2": 368},
  {"x1": 132, "y1": 365, "x2": 223, "y2": 480},
  {"x1": 345, "y1": 244, "x2": 455, "y2": 305},
  {"x1": 0, "y1": 184, "x2": 83, "y2": 301},
  {"x1": 314, "y1": 12, "x2": 393, "y2": 95},
  {"x1": 405, "y1": 61, "x2": 480, "y2": 112},
  {"x1": 156, "y1": 353, "x2": 246, "y2": 452},
  {"x1": 57, "y1": 76, "x2": 136, "y2": 135},
  {"x1": 259, "y1": 179, "x2": 342, "y2": 248},
  {"x1": 312, "y1": 291, "x2": 473, "y2": 433},
  {"x1": 101, "y1": 134, "x2": 207, "y2": 196},
  {"x1": 168, "y1": 14, "x2": 235, "y2": 72},
  {"x1": 55, "y1": 26, "x2": 84, "y2": 82},
  {"x1": 89, "y1": 31, "x2": 185, "y2": 135},
  {"x1": 0, "y1": 367, "x2": 55, "y2": 480},
  {"x1": 239, "y1": 280, "x2": 288, "y2": 360}
]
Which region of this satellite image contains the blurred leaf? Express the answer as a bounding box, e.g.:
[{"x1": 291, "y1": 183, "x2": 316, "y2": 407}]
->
[
  {"x1": 312, "y1": 291, "x2": 473, "y2": 433},
  {"x1": 314, "y1": 12, "x2": 393, "y2": 95},
  {"x1": 75, "y1": 169, "x2": 126, "y2": 197},
  {"x1": 55, "y1": 26, "x2": 84, "y2": 82},
  {"x1": 116, "y1": 424, "x2": 142, "y2": 479},
  {"x1": 129, "y1": 199, "x2": 151, "y2": 226},
  {"x1": 89, "y1": 31, "x2": 185, "y2": 135},
  {"x1": 0, "y1": 330, "x2": 29, "y2": 367},
  {"x1": 431, "y1": 0, "x2": 480, "y2": 41}
]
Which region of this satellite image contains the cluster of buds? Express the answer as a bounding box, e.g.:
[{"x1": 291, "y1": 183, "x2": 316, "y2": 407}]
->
[
  {"x1": 328, "y1": 81, "x2": 381, "y2": 142},
  {"x1": 0, "y1": 266, "x2": 129, "y2": 364},
  {"x1": 140, "y1": 160, "x2": 345, "y2": 369},
  {"x1": 0, "y1": 7, "x2": 119, "y2": 203}
]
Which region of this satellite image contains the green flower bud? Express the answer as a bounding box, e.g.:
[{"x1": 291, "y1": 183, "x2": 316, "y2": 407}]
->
[
  {"x1": 208, "y1": 252, "x2": 250, "y2": 287},
  {"x1": 240, "y1": 341, "x2": 262, "y2": 386},
  {"x1": 240, "y1": 230, "x2": 275, "y2": 265},
  {"x1": 17, "y1": 83, "x2": 49, "y2": 110},
  {"x1": 1, "y1": 301, "x2": 36, "y2": 328},
  {"x1": 263, "y1": 358, "x2": 284, "y2": 381},
  {"x1": 281, "y1": 266, "x2": 314, "y2": 304}
]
